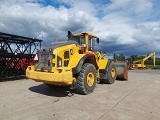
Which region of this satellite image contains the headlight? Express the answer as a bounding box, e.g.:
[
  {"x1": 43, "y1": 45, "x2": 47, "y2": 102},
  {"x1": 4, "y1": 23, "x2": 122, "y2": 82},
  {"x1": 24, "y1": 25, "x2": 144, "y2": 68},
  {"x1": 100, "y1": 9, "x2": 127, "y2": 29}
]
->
[{"x1": 49, "y1": 48, "x2": 52, "y2": 52}]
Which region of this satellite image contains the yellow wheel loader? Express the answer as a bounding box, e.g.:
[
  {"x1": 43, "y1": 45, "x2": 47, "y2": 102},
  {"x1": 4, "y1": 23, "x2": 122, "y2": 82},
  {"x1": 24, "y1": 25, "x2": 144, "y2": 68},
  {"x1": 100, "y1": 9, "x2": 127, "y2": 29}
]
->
[{"x1": 26, "y1": 31, "x2": 128, "y2": 95}]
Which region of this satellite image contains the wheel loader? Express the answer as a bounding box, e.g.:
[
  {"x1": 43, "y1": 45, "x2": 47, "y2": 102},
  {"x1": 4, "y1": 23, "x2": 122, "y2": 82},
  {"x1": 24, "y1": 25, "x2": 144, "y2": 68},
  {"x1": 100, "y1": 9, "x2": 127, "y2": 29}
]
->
[{"x1": 26, "y1": 31, "x2": 128, "y2": 95}]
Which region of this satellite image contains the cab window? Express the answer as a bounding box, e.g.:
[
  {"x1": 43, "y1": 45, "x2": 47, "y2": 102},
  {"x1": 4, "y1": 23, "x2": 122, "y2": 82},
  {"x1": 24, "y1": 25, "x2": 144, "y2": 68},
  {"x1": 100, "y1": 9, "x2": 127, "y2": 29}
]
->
[
  {"x1": 73, "y1": 36, "x2": 85, "y2": 45},
  {"x1": 88, "y1": 36, "x2": 93, "y2": 51}
]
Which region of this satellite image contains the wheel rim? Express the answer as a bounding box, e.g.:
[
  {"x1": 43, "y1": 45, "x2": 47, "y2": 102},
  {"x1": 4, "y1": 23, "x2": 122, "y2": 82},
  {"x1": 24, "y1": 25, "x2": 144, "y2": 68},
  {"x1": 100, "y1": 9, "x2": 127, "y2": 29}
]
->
[
  {"x1": 111, "y1": 68, "x2": 116, "y2": 78},
  {"x1": 87, "y1": 72, "x2": 94, "y2": 87}
]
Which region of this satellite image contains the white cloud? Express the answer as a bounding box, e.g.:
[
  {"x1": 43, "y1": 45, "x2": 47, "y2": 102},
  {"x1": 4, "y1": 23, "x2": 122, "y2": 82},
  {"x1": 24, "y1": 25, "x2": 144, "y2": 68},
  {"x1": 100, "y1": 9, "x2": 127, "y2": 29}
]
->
[
  {"x1": 58, "y1": 0, "x2": 95, "y2": 13},
  {"x1": 0, "y1": 0, "x2": 159, "y2": 56},
  {"x1": 105, "y1": 0, "x2": 153, "y2": 15}
]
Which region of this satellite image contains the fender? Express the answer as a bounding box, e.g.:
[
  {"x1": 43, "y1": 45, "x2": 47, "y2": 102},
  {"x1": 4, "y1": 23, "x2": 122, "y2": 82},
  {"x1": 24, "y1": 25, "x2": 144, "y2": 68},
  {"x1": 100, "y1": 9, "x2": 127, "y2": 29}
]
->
[
  {"x1": 72, "y1": 54, "x2": 98, "y2": 74},
  {"x1": 99, "y1": 59, "x2": 114, "y2": 73}
]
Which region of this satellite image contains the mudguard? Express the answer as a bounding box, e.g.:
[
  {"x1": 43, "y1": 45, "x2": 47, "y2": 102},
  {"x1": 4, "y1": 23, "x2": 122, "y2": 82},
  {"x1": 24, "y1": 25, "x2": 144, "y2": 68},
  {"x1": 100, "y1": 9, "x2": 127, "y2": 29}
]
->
[{"x1": 72, "y1": 54, "x2": 98, "y2": 74}]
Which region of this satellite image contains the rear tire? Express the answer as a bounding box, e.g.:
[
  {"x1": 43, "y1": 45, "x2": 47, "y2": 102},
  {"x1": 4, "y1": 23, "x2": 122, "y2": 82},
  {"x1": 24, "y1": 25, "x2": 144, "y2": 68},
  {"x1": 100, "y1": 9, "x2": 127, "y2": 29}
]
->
[
  {"x1": 74, "y1": 63, "x2": 97, "y2": 95},
  {"x1": 100, "y1": 61, "x2": 116, "y2": 84}
]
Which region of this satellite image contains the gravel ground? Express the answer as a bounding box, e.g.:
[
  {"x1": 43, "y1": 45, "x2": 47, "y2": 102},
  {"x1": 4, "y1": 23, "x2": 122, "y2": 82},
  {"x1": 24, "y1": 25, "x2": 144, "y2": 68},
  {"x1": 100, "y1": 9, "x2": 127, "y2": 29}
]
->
[{"x1": 0, "y1": 69, "x2": 160, "y2": 120}]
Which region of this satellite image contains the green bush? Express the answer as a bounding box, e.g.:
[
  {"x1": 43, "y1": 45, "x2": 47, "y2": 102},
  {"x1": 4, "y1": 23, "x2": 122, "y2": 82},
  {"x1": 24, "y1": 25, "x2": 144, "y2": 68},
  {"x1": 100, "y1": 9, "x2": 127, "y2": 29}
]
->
[{"x1": 153, "y1": 66, "x2": 160, "y2": 69}]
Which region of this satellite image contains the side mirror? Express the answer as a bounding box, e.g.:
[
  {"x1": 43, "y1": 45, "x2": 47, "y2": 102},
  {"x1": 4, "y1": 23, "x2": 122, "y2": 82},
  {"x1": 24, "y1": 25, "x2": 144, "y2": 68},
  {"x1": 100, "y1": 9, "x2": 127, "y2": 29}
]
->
[{"x1": 96, "y1": 38, "x2": 99, "y2": 44}]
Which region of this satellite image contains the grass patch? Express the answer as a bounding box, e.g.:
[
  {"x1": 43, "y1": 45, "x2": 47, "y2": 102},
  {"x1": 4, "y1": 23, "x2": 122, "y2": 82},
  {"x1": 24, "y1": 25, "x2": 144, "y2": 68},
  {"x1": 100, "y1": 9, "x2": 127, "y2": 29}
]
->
[{"x1": 146, "y1": 65, "x2": 160, "y2": 69}]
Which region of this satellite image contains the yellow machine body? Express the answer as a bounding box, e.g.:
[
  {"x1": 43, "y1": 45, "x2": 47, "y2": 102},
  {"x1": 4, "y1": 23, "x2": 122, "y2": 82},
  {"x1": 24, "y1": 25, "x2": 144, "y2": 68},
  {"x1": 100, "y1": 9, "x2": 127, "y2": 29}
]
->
[
  {"x1": 132, "y1": 52, "x2": 156, "y2": 68},
  {"x1": 26, "y1": 32, "x2": 108, "y2": 85},
  {"x1": 26, "y1": 31, "x2": 127, "y2": 94}
]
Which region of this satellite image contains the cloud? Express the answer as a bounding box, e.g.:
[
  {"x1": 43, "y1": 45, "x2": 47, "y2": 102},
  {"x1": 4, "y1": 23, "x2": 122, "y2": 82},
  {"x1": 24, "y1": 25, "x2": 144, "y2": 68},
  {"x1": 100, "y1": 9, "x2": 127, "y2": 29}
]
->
[
  {"x1": 104, "y1": 0, "x2": 153, "y2": 16},
  {"x1": 0, "y1": 0, "x2": 160, "y2": 57}
]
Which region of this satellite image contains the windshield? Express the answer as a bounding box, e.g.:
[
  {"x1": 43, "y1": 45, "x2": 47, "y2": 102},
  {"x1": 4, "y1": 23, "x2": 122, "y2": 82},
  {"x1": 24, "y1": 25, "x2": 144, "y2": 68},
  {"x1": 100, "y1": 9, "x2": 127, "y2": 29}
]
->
[{"x1": 73, "y1": 36, "x2": 85, "y2": 44}]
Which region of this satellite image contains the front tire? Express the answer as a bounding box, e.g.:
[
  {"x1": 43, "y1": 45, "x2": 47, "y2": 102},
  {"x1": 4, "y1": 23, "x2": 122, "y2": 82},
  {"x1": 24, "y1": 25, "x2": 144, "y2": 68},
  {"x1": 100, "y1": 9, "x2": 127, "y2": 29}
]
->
[
  {"x1": 74, "y1": 63, "x2": 97, "y2": 95},
  {"x1": 100, "y1": 61, "x2": 116, "y2": 84}
]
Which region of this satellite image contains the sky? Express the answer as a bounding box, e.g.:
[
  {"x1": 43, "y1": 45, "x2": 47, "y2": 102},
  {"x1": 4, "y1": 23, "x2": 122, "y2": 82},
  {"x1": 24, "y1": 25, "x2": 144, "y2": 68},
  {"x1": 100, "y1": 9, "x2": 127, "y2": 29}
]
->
[{"x1": 0, "y1": 0, "x2": 160, "y2": 58}]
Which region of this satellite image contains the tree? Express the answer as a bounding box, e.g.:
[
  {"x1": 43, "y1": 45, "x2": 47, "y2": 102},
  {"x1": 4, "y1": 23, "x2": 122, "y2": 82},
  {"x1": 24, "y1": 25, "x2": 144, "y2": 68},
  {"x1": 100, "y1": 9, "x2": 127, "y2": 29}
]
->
[
  {"x1": 113, "y1": 53, "x2": 126, "y2": 61},
  {"x1": 113, "y1": 53, "x2": 119, "y2": 61},
  {"x1": 130, "y1": 55, "x2": 138, "y2": 61},
  {"x1": 119, "y1": 54, "x2": 125, "y2": 61}
]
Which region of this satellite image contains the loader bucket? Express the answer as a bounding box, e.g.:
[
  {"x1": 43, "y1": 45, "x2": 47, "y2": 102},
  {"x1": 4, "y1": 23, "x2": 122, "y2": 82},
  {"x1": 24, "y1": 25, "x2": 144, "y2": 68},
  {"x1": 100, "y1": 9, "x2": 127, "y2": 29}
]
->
[{"x1": 115, "y1": 62, "x2": 128, "y2": 80}]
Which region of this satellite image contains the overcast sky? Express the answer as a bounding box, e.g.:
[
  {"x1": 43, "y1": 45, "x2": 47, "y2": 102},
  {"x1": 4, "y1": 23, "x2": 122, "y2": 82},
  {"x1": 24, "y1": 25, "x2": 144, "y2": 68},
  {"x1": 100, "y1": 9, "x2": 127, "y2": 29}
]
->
[{"x1": 0, "y1": 0, "x2": 160, "y2": 57}]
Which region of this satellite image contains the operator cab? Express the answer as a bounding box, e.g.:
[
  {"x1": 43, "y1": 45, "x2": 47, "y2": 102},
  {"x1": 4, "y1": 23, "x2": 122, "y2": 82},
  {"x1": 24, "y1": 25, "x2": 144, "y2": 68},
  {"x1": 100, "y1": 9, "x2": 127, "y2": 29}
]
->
[{"x1": 68, "y1": 31, "x2": 99, "y2": 53}]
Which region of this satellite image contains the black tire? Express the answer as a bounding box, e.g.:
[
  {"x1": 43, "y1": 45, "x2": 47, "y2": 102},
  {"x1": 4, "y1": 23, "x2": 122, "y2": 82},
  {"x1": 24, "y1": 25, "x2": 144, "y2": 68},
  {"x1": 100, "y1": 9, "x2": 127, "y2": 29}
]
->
[
  {"x1": 100, "y1": 61, "x2": 116, "y2": 84},
  {"x1": 74, "y1": 63, "x2": 97, "y2": 95}
]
